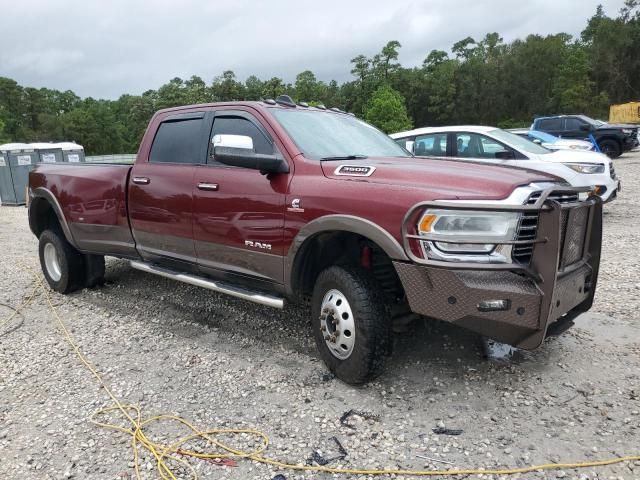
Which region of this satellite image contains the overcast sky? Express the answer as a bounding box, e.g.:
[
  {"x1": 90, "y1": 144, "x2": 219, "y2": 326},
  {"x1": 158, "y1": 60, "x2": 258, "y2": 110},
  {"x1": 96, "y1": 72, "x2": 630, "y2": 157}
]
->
[{"x1": 0, "y1": 0, "x2": 625, "y2": 99}]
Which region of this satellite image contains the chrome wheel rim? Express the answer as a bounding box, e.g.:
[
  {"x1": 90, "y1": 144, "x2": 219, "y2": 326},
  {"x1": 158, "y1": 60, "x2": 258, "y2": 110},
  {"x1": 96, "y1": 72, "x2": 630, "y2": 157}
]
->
[
  {"x1": 43, "y1": 242, "x2": 62, "y2": 281},
  {"x1": 320, "y1": 289, "x2": 356, "y2": 360}
]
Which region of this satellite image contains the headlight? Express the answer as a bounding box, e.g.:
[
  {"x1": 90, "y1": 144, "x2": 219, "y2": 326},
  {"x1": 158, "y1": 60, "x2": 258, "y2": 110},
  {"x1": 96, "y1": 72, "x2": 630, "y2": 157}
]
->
[
  {"x1": 417, "y1": 209, "x2": 520, "y2": 258},
  {"x1": 568, "y1": 144, "x2": 592, "y2": 150},
  {"x1": 563, "y1": 163, "x2": 605, "y2": 174},
  {"x1": 622, "y1": 128, "x2": 632, "y2": 134}
]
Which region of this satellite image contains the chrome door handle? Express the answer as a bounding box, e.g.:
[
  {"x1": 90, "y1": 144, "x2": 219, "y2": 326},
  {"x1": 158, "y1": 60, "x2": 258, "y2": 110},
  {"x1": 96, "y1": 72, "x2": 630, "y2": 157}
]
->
[
  {"x1": 197, "y1": 182, "x2": 219, "y2": 191},
  {"x1": 132, "y1": 176, "x2": 150, "y2": 185}
]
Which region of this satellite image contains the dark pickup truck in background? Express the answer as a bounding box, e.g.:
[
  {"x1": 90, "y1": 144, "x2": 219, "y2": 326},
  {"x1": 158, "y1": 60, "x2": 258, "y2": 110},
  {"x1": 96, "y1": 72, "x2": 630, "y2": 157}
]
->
[
  {"x1": 28, "y1": 97, "x2": 602, "y2": 383},
  {"x1": 532, "y1": 114, "x2": 639, "y2": 158}
]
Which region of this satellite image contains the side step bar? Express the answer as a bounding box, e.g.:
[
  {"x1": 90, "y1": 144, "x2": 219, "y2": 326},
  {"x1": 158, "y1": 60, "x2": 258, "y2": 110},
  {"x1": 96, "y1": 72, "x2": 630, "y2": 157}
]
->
[{"x1": 129, "y1": 261, "x2": 284, "y2": 309}]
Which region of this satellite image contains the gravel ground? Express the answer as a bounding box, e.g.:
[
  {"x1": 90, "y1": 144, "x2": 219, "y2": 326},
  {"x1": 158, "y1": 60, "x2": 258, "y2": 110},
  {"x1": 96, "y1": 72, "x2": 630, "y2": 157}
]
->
[{"x1": 1, "y1": 152, "x2": 639, "y2": 480}]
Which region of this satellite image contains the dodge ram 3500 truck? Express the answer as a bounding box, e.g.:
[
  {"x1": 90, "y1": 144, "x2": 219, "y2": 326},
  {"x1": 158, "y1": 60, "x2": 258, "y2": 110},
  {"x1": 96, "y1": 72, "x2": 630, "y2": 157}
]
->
[{"x1": 28, "y1": 97, "x2": 602, "y2": 384}]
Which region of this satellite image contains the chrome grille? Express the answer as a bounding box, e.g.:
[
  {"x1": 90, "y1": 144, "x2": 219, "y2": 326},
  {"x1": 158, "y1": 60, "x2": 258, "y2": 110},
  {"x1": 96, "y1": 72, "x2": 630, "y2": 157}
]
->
[
  {"x1": 526, "y1": 191, "x2": 579, "y2": 205},
  {"x1": 513, "y1": 190, "x2": 580, "y2": 265}
]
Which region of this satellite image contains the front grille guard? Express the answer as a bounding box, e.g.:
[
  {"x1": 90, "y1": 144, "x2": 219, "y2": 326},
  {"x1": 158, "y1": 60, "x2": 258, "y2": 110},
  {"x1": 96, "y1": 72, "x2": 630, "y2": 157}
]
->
[{"x1": 401, "y1": 186, "x2": 601, "y2": 281}]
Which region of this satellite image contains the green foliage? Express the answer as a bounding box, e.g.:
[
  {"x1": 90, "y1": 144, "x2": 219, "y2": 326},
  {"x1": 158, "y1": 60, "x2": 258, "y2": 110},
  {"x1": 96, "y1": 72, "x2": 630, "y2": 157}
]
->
[
  {"x1": 365, "y1": 85, "x2": 412, "y2": 133},
  {"x1": 0, "y1": 118, "x2": 9, "y2": 143},
  {"x1": 1, "y1": 5, "x2": 639, "y2": 154}
]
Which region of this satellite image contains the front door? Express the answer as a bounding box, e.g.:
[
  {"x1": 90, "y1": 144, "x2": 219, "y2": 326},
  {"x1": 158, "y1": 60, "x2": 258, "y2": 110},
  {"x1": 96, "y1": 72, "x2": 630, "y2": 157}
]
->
[
  {"x1": 128, "y1": 111, "x2": 208, "y2": 266},
  {"x1": 193, "y1": 109, "x2": 289, "y2": 285},
  {"x1": 563, "y1": 117, "x2": 590, "y2": 141}
]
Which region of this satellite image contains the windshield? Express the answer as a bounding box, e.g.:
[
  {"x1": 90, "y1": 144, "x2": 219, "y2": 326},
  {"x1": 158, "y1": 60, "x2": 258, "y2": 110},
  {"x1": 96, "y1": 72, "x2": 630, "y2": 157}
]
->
[
  {"x1": 270, "y1": 109, "x2": 411, "y2": 160},
  {"x1": 528, "y1": 130, "x2": 557, "y2": 143},
  {"x1": 489, "y1": 129, "x2": 552, "y2": 155}
]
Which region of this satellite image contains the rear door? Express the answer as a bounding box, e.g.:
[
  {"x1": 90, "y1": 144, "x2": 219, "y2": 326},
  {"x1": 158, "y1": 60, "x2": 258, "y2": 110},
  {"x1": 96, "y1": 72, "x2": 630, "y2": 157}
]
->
[
  {"x1": 193, "y1": 108, "x2": 289, "y2": 285},
  {"x1": 128, "y1": 111, "x2": 208, "y2": 267}
]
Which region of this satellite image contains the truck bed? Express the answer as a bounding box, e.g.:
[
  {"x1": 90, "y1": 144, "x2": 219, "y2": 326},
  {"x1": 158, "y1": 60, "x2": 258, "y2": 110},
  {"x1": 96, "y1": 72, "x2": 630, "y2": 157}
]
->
[{"x1": 29, "y1": 163, "x2": 138, "y2": 258}]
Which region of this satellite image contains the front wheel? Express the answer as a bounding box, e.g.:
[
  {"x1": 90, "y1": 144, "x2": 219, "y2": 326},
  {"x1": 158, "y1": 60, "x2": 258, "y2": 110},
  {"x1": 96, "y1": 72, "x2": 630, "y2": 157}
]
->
[
  {"x1": 311, "y1": 265, "x2": 391, "y2": 384},
  {"x1": 599, "y1": 139, "x2": 621, "y2": 158}
]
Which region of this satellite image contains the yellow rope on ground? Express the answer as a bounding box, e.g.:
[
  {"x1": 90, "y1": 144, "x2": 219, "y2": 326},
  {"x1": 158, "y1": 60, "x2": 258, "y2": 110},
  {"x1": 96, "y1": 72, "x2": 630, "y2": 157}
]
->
[{"x1": 6, "y1": 263, "x2": 639, "y2": 479}]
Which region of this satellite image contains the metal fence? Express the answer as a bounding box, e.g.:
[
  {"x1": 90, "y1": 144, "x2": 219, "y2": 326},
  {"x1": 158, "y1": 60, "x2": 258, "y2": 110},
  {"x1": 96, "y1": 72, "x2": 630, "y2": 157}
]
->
[{"x1": 85, "y1": 154, "x2": 136, "y2": 164}]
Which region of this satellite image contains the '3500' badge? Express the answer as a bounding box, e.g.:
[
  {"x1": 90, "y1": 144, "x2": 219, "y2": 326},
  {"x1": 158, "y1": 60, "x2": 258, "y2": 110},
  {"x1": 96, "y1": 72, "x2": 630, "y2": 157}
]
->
[{"x1": 334, "y1": 165, "x2": 376, "y2": 177}]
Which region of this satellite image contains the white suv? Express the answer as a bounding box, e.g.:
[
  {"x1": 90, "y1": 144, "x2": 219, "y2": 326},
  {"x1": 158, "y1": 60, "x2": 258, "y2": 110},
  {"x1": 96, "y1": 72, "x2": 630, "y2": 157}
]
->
[{"x1": 390, "y1": 126, "x2": 620, "y2": 203}]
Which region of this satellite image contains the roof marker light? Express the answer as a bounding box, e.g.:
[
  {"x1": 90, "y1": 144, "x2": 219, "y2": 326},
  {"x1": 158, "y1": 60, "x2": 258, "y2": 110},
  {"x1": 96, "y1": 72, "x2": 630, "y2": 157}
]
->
[{"x1": 275, "y1": 95, "x2": 296, "y2": 107}]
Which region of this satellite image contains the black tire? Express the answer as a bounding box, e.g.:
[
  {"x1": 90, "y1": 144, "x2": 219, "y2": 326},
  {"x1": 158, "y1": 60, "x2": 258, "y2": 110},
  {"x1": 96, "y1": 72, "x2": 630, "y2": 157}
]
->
[
  {"x1": 311, "y1": 265, "x2": 391, "y2": 384},
  {"x1": 599, "y1": 139, "x2": 621, "y2": 158},
  {"x1": 84, "y1": 254, "x2": 105, "y2": 288},
  {"x1": 38, "y1": 229, "x2": 85, "y2": 294}
]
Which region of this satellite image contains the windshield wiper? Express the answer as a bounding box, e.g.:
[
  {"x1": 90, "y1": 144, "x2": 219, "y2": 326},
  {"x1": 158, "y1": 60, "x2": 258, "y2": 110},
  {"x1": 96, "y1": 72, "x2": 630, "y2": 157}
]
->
[{"x1": 320, "y1": 154, "x2": 368, "y2": 161}]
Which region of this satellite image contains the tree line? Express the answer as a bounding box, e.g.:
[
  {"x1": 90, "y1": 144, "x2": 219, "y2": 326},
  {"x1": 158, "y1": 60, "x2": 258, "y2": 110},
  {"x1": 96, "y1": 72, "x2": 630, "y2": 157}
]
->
[{"x1": 0, "y1": 2, "x2": 638, "y2": 155}]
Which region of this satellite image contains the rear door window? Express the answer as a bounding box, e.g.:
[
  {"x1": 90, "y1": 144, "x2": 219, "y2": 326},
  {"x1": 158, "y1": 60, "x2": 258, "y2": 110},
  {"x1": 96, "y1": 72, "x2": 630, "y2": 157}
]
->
[
  {"x1": 149, "y1": 116, "x2": 206, "y2": 164},
  {"x1": 537, "y1": 118, "x2": 562, "y2": 131},
  {"x1": 414, "y1": 133, "x2": 448, "y2": 156}
]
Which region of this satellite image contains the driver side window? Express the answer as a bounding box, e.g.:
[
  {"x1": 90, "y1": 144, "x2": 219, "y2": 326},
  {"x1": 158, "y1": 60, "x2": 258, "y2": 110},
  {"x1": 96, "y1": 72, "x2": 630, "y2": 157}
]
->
[
  {"x1": 455, "y1": 133, "x2": 509, "y2": 159},
  {"x1": 565, "y1": 118, "x2": 585, "y2": 130},
  {"x1": 209, "y1": 115, "x2": 273, "y2": 166}
]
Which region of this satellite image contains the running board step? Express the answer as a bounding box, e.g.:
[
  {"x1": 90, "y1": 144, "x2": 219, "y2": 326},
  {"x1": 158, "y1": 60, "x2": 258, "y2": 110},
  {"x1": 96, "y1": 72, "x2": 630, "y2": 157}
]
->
[{"x1": 129, "y1": 261, "x2": 284, "y2": 309}]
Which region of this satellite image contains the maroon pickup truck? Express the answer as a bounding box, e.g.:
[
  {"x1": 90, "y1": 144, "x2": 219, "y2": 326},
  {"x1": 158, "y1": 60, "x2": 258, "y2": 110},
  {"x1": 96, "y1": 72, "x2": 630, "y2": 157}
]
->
[{"x1": 28, "y1": 97, "x2": 602, "y2": 383}]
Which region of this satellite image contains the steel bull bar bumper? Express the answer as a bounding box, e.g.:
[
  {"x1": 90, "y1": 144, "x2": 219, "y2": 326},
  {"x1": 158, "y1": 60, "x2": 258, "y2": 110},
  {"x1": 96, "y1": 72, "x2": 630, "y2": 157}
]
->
[{"x1": 393, "y1": 188, "x2": 602, "y2": 349}]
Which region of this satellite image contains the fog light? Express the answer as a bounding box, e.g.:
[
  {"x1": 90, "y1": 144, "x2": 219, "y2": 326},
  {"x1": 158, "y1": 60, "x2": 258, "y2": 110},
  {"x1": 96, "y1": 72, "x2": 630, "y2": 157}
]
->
[{"x1": 477, "y1": 299, "x2": 511, "y2": 312}]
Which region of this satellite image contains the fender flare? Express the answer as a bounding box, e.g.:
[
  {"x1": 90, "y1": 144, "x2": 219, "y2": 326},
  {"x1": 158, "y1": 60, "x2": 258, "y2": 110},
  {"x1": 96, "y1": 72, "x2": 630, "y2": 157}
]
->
[
  {"x1": 29, "y1": 187, "x2": 78, "y2": 248},
  {"x1": 284, "y1": 215, "x2": 409, "y2": 296}
]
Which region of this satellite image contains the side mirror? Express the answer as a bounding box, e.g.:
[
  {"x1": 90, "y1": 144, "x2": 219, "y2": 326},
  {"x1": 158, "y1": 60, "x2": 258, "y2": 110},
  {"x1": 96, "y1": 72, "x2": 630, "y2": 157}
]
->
[
  {"x1": 579, "y1": 124, "x2": 591, "y2": 132},
  {"x1": 212, "y1": 135, "x2": 288, "y2": 175},
  {"x1": 212, "y1": 134, "x2": 255, "y2": 150},
  {"x1": 494, "y1": 150, "x2": 515, "y2": 160}
]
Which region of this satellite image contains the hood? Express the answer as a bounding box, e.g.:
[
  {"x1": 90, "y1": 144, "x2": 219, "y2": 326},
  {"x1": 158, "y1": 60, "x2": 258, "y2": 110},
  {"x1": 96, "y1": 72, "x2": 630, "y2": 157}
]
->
[
  {"x1": 596, "y1": 123, "x2": 638, "y2": 131},
  {"x1": 321, "y1": 156, "x2": 561, "y2": 200},
  {"x1": 544, "y1": 150, "x2": 610, "y2": 164}
]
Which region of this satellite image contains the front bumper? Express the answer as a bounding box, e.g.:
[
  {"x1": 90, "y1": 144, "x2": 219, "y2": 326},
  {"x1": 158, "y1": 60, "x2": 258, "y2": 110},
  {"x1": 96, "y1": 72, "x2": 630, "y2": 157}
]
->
[
  {"x1": 623, "y1": 136, "x2": 638, "y2": 150},
  {"x1": 395, "y1": 189, "x2": 602, "y2": 349}
]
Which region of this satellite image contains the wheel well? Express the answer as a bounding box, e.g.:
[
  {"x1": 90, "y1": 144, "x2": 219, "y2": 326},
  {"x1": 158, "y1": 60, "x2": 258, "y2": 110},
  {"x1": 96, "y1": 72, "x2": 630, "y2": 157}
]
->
[
  {"x1": 598, "y1": 136, "x2": 621, "y2": 148},
  {"x1": 291, "y1": 231, "x2": 405, "y2": 303},
  {"x1": 29, "y1": 197, "x2": 62, "y2": 238}
]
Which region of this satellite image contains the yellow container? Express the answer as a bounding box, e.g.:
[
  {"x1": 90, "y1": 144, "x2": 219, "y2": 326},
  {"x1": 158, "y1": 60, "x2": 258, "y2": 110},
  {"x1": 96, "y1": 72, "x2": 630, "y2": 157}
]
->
[{"x1": 609, "y1": 102, "x2": 640, "y2": 124}]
